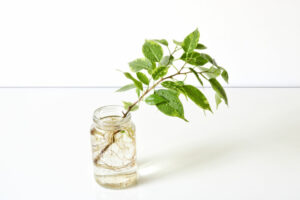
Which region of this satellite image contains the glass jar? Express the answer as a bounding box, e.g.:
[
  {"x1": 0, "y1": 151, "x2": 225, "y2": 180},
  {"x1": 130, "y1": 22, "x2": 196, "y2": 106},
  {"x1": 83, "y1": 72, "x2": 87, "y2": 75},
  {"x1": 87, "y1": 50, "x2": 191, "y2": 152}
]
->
[{"x1": 90, "y1": 105, "x2": 137, "y2": 189}]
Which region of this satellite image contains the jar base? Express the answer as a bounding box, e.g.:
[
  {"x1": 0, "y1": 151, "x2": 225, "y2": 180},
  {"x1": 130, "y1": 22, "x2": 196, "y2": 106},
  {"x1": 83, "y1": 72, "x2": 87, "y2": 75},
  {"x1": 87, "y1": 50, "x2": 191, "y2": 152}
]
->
[{"x1": 95, "y1": 172, "x2": 137, "y2": 189}]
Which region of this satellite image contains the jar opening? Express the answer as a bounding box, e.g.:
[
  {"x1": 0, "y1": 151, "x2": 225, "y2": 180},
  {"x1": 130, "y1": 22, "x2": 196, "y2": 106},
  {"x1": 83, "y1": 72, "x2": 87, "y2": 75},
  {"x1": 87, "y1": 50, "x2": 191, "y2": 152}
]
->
[{"x1": 93, "y1": 105, "x2": 131, "y2": 127}]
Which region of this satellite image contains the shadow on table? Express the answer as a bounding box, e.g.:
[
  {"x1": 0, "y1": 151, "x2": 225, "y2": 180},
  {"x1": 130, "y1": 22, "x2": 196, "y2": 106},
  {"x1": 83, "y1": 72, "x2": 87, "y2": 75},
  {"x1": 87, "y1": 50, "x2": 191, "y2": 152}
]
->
[{"x1": 137, "y1": 139, "x2": 240, "y2": 186}]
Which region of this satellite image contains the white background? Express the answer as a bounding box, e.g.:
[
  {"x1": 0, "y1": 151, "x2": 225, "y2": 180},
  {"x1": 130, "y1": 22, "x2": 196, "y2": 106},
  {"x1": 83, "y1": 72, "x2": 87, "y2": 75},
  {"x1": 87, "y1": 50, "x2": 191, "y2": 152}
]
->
[
  {"x1": 1, "y1": 1, "x2": 300, "y2": 199},
  {"x1": 1, "y1": 0, "x2": 300, "y2": 87}
]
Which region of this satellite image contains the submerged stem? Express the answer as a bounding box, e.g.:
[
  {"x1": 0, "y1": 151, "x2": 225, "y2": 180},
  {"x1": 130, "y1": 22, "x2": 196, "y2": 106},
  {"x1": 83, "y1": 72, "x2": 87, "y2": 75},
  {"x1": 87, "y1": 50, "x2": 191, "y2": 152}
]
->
[{"x1": 93, "y1": 129, "x2": 121, "y2": 165}]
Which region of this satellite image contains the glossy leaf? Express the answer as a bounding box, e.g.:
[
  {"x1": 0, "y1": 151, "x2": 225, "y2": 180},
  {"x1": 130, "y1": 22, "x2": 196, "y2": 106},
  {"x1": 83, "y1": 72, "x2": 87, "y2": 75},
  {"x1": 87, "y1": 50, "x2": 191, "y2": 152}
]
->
[
  {"x1": 124, "y1": 72, "x2": 143, "y2": 91},
  {"x1": 182, "y1": 85, "x2": 212, "y2": 112},
  {"x1": 161, "y1": 81, "x2": 186, "y2": 96},
  {"x1": 208, "y1": 67, "x2": 221, "y2": 78},
  {"x1": 215, "y1": 93, "x2": 222, "y2": 109},
  {"x1": 136, "y1": 72, "x2": 149, "y2": 85},
  {"x1": 142, "y1": 40, "x2": 163, "y2": 62},
  {"x1": 148, "y1": 62, "x2": 156, "y2": 75},
  {"x1": 182, "y1": 29, "x2": 200, "y2": 53},
  {"x1": 181, "y1": 52, "x2": 208, "y2": 66},
  {"x1": 136, "y1": 88, "x2": 141, "y2": 97},
  {"x1": 129, "y1": 58, "x2": 152, "y2": 72},
  {"x1": 116, "y1": 84, "x2": 136, "y2": 92},
  {"x1": 195, "y1": 43, "x2": 207, "y2": 50},
  {"x1": 189, "y1": 67, "x2": 203, "y2": 86},
  {"x1": 209, "y1": 78, "x2": 228, "y2": 105},
  {"x1": 160, "y1": 55, "x2": 174, "y2": 66},
  {"x1": 161, "y1": 81, "x2": 180, "y2": 90},
  {"x1": 155, "y1": 39, "x2": 168, "y2": 46},
  {"x1": 175, "y1": 81, "x2": 184, "y2": 86},
  {"x1": 152, "y1": 66, "x2": 168, "y2": 80},
  {"x1": 201, "y1": 53, "x2": 217, "y2": 66},
  {"x1": 198, "y1": 66, "x2": 221, "y2": 79},
  {"x1": 221, "y1": 69, "x2": 229, "y2": 83},
  {"x1": 155, "y1": 89, "x2": 188, "y2": 121},
  {"x1": 145, "y1": 93, "x2": 168, "y2": 105}
]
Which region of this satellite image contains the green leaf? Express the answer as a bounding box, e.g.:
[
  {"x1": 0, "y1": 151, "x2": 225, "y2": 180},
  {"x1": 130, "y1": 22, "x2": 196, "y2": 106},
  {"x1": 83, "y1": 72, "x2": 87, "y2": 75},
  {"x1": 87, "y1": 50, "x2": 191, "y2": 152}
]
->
[
  {"x1": 154, "y1": 89, "x2": 188, "y2": 121},
  {"x1": 161, "y1": 81, "x2": 186, "y2": 96},
  {"x1": 198, "y1": 66, "x2": 209, "y2": 71},
  {"x1": 195, "y1": 43, "x2": 207, "y2": 50},
  {"x1": 145, "y1": 93, "x2": 168, "y2": 105},
  {"x1": 160, "y1": 55, "x2": 174, "y2": 66},
  {"x1": 175, "y1": 81, "x2": 184, "y2": 86},
  {"x1": 180, "y1": 52, "x2": 208, "y2": 66},
  {"x1": 215, "y1": 93, "x2": 222, "y2": 109},
  {"x1": 201, "y1": 53, "x2": 217, "y2": 66},
  {"x1": 136, "y1": 88, "x2": 141, "y2": 97},
  {"x1": 161, "y1": 81, "x2": 180, "y2": 90},
  {"x1": 124, "y1": 72, "x2": 143, "y2": 91},
  {"x1": 136, "y1": 72, "x2": 149, "y2": 85},
  {"x1": 131, "y1": 105, "x2": 139, "y2": 111},
  {"x1": 221, "y1": 69, "x2": 229, "y2": 83},
  {"x1": 152, "y1": 66, "x2": 169, "y2": 80},
  {"x1": 209, "y1": 78, "x2": 228, "y2": 105},
  {"x1": 116, "y1": 84, "x2": 136, "y2": 92},
  {"x1": 123, "y1": 101, "x2": 139, "y2": 111},
  {"x1": 154, "y1": 39, "x2": 168, "y2": 46},
  {"x1": 148, "y1": 62, "x2": 156, "y2": 75},
  {"x1": 129, "y1": 58, "x2": 152, "y2": 72},
  {"x1": 189, "y1": 67, "x2": 203, "y2": 86},
  {"x1": 199, "y1": 66, "x2": 221, "y2": 79},
  {"x1": 173, "y1": 40, "x2": 183, "y2": 46},
  {"x1": 142, "y1": 40, "x2": 163, "y2": 62},
  {"x1": 182, "y1": 29, "x2": 200, "y2": 53},
  {"x1": 123, "y1": 101, "x2": 131, "y2": 110},
  {"x1": 182, "y1": 85, "x2": 212, "y2": 112}
]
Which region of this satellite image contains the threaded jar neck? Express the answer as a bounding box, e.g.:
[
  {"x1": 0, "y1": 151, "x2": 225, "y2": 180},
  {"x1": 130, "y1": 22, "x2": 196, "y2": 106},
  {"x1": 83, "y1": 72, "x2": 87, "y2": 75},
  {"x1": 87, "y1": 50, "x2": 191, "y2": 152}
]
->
[{"x1": 93, "y1": 105, "x2": 131, "y2": 130}]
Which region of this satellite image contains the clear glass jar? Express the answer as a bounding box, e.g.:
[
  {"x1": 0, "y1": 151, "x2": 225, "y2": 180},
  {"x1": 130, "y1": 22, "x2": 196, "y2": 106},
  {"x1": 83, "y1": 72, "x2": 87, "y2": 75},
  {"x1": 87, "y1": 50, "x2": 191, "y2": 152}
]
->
[{"x1": 90, "y1": 105, "x2": 137, "y2": 189}]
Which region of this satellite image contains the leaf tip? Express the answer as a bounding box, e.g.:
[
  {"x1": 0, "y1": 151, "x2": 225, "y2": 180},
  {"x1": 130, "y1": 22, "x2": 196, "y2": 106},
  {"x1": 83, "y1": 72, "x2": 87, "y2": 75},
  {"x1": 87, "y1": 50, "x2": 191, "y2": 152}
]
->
[{"x1": 182, "y1": 117, "x2": 189, "y2": 122}]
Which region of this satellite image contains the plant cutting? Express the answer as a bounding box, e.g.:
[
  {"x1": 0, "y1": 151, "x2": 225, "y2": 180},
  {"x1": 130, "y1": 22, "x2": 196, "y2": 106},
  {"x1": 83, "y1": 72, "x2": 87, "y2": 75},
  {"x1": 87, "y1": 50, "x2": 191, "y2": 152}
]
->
[{"x1": 90, "y1": 28, "x2": 229, "y2": 189}]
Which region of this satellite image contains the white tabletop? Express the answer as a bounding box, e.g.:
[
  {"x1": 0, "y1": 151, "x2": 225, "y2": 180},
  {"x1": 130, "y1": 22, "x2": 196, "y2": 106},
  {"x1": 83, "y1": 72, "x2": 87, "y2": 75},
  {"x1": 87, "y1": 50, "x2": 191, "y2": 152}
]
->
[{"x1": 0, "y1": 88, "x2": 299, "y2": 200}]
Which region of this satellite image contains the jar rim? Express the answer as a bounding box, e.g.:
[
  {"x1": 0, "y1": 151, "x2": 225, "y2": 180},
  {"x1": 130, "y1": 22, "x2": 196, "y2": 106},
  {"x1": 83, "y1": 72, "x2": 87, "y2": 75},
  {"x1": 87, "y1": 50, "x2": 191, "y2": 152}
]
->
[{"x1": 93, "y1": 105, "x2": 131, "y2": 127}]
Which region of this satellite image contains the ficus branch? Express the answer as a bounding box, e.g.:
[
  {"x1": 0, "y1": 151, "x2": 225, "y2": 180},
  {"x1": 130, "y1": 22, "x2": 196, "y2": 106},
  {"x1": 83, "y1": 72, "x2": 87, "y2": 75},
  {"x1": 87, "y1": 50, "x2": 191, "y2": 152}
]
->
[
  {"x1": 99, "y1": 70, "x2": 210, "y2": 157},
  {"x1": 122, "y1": 68, "x2": 208, "y2": 118},
  {"x1": 98, "y1": 29, "x2": 229, "y2": 163}
]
